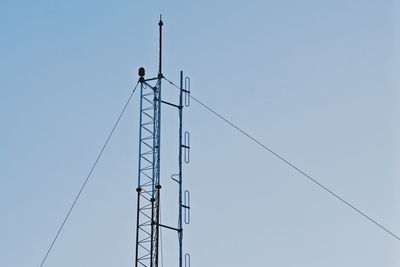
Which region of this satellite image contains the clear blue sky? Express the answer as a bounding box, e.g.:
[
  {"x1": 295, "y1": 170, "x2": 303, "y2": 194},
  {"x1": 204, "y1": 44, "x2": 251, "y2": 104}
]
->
[{"x1": 1, "y1": 0, "x2": 399, "y2": 266}]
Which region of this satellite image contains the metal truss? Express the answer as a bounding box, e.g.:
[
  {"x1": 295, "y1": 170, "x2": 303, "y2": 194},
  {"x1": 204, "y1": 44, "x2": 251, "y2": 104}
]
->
[{"x1": 135, "y1": 77, "x2": 162, "y2": 267}]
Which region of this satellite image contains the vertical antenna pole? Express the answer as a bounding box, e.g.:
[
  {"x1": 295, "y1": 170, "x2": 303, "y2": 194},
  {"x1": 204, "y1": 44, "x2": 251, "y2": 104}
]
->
[
  {"x1": 158, "y1": 16, "x2": 163, "y2": 76},
  {"x1": 178, "y1": 71, "x2": 184, "y2": 267},
  {"x1": 153, "y1": 15, "x2": 163, "y2": 267}
]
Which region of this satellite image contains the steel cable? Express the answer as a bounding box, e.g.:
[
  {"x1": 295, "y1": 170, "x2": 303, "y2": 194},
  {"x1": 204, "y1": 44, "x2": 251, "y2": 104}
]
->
[
  {"x1": 39, "y1": 81, "x2": 140, "y2": 267},
  {"x1": 163, "y1": 76, "x2": 400, "y2": 242}
]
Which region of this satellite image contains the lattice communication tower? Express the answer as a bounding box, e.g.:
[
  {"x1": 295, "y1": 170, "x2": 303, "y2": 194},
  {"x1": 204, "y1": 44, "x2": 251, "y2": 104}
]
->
[{"x1": 135, "y1": 17, "x2": 191, "y2": 267}]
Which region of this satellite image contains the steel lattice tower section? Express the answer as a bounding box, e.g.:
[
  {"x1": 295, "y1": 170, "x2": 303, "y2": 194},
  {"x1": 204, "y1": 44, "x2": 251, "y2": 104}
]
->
[{"x1": 135, "y1": 17, "x2": 191, "y2": 267}]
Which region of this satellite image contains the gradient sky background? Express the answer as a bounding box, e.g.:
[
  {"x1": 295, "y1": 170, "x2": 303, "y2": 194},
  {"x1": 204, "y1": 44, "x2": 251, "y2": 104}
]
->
[{"x1": 1, "y1": 0, "x2": 400, "y2": 266}]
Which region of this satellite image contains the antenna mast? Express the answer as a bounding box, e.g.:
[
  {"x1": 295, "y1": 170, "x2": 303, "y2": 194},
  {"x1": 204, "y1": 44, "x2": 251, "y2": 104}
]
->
[
  {"x1": 158, "y1": 15, "x2": 163, "y2": 75},
  {"x1": 135, "y1": 17, "x2": 191, "y2": 267}
]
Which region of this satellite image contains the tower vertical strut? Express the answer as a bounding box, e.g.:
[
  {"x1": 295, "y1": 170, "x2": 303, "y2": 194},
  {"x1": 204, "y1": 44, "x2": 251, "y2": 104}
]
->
[
  {"x1": 135, "y1": 17, "x2": 191, "y2": 267},
  {"x1": 178, "y1": 71, "x2": 183, "y2": 267}
]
